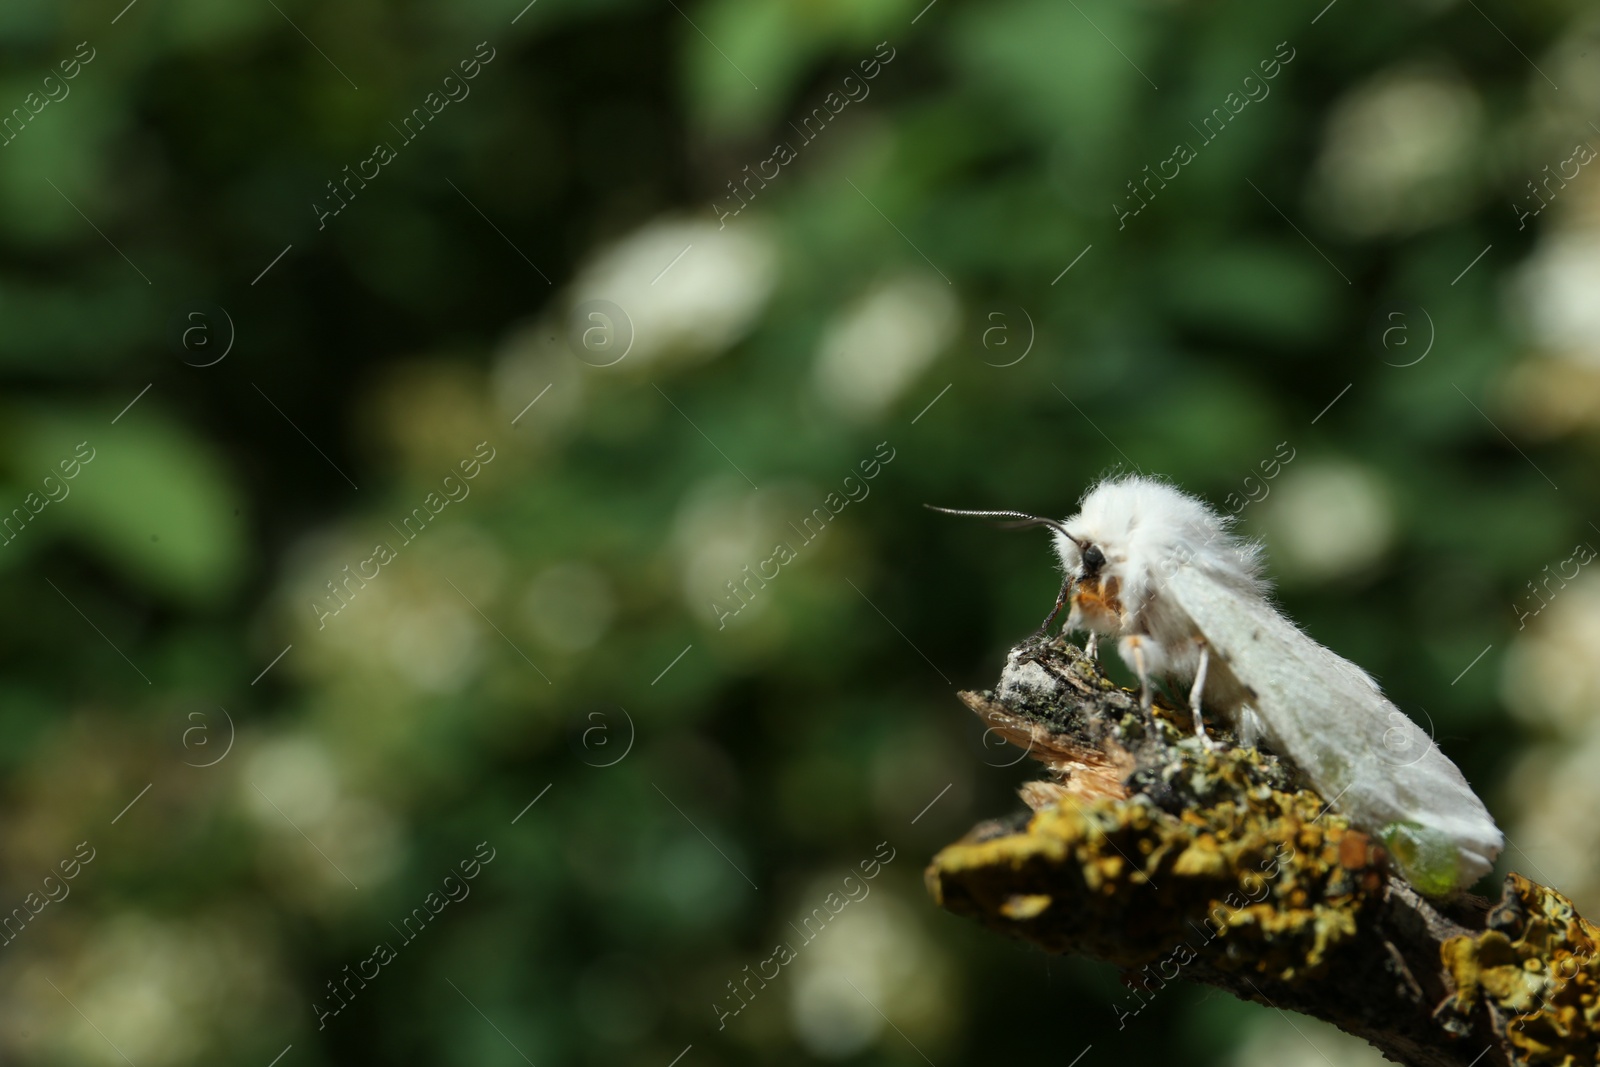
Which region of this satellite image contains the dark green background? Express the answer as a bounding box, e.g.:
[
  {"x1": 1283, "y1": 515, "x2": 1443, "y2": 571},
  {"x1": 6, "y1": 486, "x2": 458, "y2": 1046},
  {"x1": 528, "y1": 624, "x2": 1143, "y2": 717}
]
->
[{"x1": 0, "y1": 0, "x2": 1587, "y2": 1063}]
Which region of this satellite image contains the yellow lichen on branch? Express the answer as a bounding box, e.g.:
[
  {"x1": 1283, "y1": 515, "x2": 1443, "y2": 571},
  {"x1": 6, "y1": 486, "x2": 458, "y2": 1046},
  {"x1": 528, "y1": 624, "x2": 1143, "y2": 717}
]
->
[
  {"x1": 1439, "y1": 874, "x2": 1600, "y2": 1065},
  {"x1": 927, "y1": 753, "x2": 1383, "y2": 983},
  {"x1": 924, "y1": 635, "x2": 1600, "y2": 1067}
]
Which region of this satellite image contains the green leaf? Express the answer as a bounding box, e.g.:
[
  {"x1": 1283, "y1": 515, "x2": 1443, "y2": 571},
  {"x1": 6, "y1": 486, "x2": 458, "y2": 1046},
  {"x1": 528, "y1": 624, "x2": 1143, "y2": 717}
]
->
[{"x1": 7, "y1": 405, "x2": 246, "y2": 603}]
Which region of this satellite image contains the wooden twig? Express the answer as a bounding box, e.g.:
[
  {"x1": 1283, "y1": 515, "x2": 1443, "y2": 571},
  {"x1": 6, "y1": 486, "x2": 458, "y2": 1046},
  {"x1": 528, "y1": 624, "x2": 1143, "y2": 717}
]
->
[{"x1": 924, "y1": 637, "x2": 1600, "y2": 1067}]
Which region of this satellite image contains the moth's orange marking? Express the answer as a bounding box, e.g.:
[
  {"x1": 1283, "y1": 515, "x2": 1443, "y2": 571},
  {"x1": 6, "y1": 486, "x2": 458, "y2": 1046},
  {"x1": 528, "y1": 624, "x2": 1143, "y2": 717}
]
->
[
  {"x1": 1101, "y1": 575, "x2": 1123, "y2": 615},
  {"x1": 1071, "y1": 576, "x2": 1125, "y2": 625}
]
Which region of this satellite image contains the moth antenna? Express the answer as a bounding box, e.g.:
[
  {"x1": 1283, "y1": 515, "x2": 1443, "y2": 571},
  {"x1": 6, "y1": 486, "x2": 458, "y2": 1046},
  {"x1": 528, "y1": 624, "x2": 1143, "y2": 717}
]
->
[{"x1": 924, "y1": 504, "x2": 1084, "y2": 548}]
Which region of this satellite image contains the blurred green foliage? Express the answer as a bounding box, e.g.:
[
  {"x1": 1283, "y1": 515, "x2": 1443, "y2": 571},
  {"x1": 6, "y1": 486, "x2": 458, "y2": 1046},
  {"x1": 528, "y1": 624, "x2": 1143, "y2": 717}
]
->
[{"x1": 0, "y1": 0, "x2": 1592, "y2": 1064}]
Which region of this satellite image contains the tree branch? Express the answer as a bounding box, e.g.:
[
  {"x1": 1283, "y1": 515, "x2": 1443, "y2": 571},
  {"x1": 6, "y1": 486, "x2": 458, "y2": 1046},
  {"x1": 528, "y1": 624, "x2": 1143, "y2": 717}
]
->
[{"x1": 924, "y1": 636, "x2": 1599, "y2": 1067}]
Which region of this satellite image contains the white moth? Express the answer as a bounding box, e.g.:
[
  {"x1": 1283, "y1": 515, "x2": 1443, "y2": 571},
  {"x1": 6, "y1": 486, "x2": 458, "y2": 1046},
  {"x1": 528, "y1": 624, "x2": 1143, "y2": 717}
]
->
[{"x1": 931, "y1": 474, "x2": 1503, "y2": 895}]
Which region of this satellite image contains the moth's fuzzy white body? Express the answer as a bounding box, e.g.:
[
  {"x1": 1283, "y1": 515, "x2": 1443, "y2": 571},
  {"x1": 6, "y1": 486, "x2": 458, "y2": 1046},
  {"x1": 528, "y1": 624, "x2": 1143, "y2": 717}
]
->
[{"x1": 981, "y1": 475, "x2": 1503, "y2": 892}]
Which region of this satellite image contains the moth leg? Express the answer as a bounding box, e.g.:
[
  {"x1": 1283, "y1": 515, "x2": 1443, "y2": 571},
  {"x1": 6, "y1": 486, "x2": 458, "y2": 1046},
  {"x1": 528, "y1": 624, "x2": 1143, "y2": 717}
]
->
[
  {"x1": 1188, "y1": 642, "x2": 1217, "y2": 749},
  {"x1": 1084, "y1": 631, "x2": 1099, "y2": 661},
  {"x1": 1117, "y1": 635, "x2": 1162, "y2": 715},
  {"x1": 1031, "y1": 576, "x2": 1072, "y2": 640}
]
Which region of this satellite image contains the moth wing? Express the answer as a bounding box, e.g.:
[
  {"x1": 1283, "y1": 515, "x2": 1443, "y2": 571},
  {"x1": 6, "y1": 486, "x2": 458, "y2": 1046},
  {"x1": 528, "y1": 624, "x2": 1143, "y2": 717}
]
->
[{"x1": 1164, "y1": 565, "x2": 1502, "y2": 889}]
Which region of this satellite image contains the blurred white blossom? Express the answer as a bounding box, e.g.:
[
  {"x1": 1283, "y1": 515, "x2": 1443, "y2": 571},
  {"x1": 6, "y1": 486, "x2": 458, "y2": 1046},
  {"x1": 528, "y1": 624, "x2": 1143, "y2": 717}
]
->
[
  {"x1": 813, "y1": 275, "x2": 959, "y2": 421},
  {"x1": 568, "y1": 216, "x2": 778, "y2": 369},
  {"x1": 1502, "y1": 573, "x2": 1600, "y2": 911},
  {"x1": 672, "y1": 476, "x2": 813, "y2": 629},
  {"x1": 384, "y1": 596, "x2": 482, "y2": 693},
  {"x1": 3, "y1": 911, "x2": 292, "y2": 1067},
  {"x1": 241, "y1": 735, "x2": 404, "y2": 899},
  {"x1": 1503, "y1": 572, "x2": 1600, "y2": 733},
  {"x1": 1514, "y1": 228, "x2": 1600, "y2": 366},
  {"x1": 787, "y1": 888, "x2": 955, "y2": 1059},
  {"x1": 1231, "y1": 1013, "x2": 1393, "y2": 1067},
  {"x1": 1309, "y1": 65, "x2": 1481, "y2": 237},
  {"x1": 1258, "y1": 460, "x2": 1395, "y2": 582},
  {"x1": 491, "y1": 321, "x2": 590, "y2": 441}
]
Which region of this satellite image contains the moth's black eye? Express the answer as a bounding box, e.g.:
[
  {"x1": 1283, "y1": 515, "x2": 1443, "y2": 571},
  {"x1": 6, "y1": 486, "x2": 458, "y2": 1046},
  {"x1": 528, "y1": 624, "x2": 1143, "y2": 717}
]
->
[{"x1": 1082, "y1": 544, "x2": 1105, "y2": 576}]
